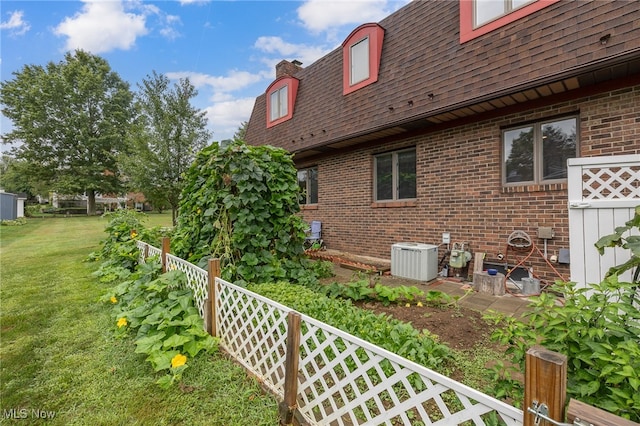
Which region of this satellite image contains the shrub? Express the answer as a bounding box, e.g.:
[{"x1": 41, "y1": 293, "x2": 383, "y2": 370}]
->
[
  {"x1": 486, "y1": 206, "x2": 640, "y2": 420},
  {"x1": 172, "y1": 141, "x2": 311, "y2": 286}
]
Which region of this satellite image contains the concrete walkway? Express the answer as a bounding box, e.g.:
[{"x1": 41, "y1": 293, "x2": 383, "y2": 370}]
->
[{"x1": 424, "y1": 278, "x2": 533, "y2": 317}]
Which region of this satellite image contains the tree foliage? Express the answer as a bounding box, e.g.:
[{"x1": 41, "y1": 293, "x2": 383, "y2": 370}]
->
[
  {"x1": 0, "y1": 50, "x2": 133, "y2": 214},
  {"x1": 120, "y1": 71, "x2": 211, "y2": 224},
  {"x1": 172, "y1": 141, "x2": 309, "y2": 285},
  {"x1": 0, "y1": 155, "x2": 49, "y2": 199}
]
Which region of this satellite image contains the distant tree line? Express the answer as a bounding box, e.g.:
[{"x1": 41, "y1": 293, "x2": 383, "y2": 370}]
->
[{"x1": 0, "y1": 49, "x2": 225, "y2": 224}]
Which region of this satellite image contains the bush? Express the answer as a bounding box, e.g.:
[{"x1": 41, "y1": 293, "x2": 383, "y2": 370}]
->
[
  {"x1": 486, "y1": 206, "x2": 640, "y2": 420},
  {"x1": 88, "y1": 209, "x2": 171, "y2": 268},
  {"x1": 172, "y1": 141, "x2": 310, "y2": 286}
]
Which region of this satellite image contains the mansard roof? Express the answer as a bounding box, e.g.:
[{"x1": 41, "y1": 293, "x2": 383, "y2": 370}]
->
[{"x1": 245, "y1": 0, "x2": 640, "y2": 160}]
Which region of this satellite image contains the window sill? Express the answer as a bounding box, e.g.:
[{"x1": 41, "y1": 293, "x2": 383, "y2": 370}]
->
[
  {"x1": 301, "y1": 204, "x2": 318, "y2": 210},
  {"x1": 371, "y1": 200, "x2": 417, "y2": 208},
  {"x1": 502, "y1": 182, "x2": 567, "y2": 193}
]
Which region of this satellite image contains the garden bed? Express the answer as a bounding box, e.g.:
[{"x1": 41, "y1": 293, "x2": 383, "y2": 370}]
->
[{"x1": 309, "y1": 251, "x2": 497, "y2": 352}]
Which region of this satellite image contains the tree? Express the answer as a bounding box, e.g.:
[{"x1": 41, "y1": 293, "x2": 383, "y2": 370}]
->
[
  {"x1": 0, "y1": 50, "x2": 134, "y2": 215},
  {"x1": 121, "y1": 71, "x2": 211, "y2": 225},
  {"x1": 233, "y1": 121, "x2": 248, "y2": 141},
  {"x1": 0, "y1": 155, "x2": 48, "y2": 199}
]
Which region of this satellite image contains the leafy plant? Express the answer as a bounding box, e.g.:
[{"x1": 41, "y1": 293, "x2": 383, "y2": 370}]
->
[
  {"x1": 319, "y1": 278, "x2": 455, "y2": 307},
  {"x1": 172, "y1": 141, "x2": 311, "y2": 286},
  {"x1": 249, "y1": 282, "x2": 451, "y2": 372},
  {"x1": 104, "y1": 261, "x2": 219, "y2": 388},
  {"x1": 485, "y1": 205, "x2": 640, "y2": 420}
]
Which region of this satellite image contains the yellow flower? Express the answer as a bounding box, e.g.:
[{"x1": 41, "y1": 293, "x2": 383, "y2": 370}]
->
[
  {"x1": 130, "y1": 231, "x2": 138, "y2": 239},
  {"x1": 417, "y1": 301, "x2": 423, "y2": 307},
  {"x1": 405, "y1": 303, "x2": 411, "y2": 307},
  {"x1": 197, "y1": 208, "x2": 201, "y2": 215},
  {"x1": 117, "y1": 317, "x2": 128, "y2": 328},
  {"x1": 110, "y1": 296, "x2": 118, "y2": 304},
  {"x1": 171, "y1": 353, "x2": 187, "y2": 368}
]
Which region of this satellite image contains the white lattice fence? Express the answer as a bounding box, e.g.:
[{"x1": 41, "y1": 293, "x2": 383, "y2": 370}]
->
[
  {"x1": 215, "y1": 278, "x2": 524, "y2": 426},
  {"x1": 165, "y1": 253, "x2": 209, "y2": 321},
  {"x1": 568, "y1": 154, "x2": 640, "y2": 288},
  {"x1": 136, "y1": 241, "x2": 162, "y2": 262},
  {"x1": 135, "y1": 242, "x2": 209, "y2": 322},
  {"x1": 215, "y1": 278, "x2": 291, "y2": 397}
]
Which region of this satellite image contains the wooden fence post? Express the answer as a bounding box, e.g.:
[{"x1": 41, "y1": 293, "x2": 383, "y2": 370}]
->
[
  {"x1": 161, "y1": 237, "x2": 170, "y2": 273},
  {"x1": 280, "y1": 312, "x2": 301, "y2": 426},
  {"x1": 206, "y1": 258, "x2": 221, "y2": 337},
  {"x1": 143, "y1": 243, "x2": 149, "y2": 262},
  {"x1": 524, "y1": 346, "x2": 567, "y2": 426}
]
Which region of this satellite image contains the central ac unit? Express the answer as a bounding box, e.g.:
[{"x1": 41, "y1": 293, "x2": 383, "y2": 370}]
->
[{"x1": 391, "y1": 243, "x2": 438, "y2": 281}]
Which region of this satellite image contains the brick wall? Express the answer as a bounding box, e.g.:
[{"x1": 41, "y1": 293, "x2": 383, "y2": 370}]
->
[{"x1": 297, "y1": 85, "x2": 640, "y2": 282}]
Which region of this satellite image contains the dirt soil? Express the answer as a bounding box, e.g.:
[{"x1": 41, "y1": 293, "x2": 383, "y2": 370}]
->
[{"x1": 313, "y1": 251, "x2": 494, "y2": 351}]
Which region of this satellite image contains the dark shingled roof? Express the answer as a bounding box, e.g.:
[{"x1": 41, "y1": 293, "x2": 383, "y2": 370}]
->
[{"x1": 245, "y1": 0, "x2": 640, "y2": 156}]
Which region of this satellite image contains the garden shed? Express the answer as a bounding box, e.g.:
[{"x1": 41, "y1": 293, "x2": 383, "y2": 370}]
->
[{"x1": 0, "y1": 191, "x2": 18, "y2": 221}]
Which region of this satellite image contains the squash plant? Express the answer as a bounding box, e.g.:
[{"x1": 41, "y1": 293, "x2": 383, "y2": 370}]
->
[
  {"x1": 103, "y1": 261, "x2": 219, "y2": 389},
  {"x1": 486, "y1": 206, "x2": 640, "y2": 420},
  {"x1": 172, "y1": 140, "x2": 310, "y2": 285}
]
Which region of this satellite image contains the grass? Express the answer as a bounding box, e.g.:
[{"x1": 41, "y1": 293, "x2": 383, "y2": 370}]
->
[{"x1": 0, "y1": 213, "x2": 279, "y2": 425}]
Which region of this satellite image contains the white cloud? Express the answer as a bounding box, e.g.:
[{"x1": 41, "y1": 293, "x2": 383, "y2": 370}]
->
[
  {"x1": 297, "y1": 0, "x2": 392, "y2": 33},
  {"x1": 166, "y1": 69, "x2": 267, "y2": 94},
  {"x1": 53, "y1": 0, "x2": 148, "y2": 54},
  {"x1": 0, "y1": 10, "x2": 31, "y2": 36},
  {"x1": 254, "y1": 36, "x2": 331, "y2": 66},
  {"x1": 165, "y1": 70, "x2": 267, "y2": 140},
  {"x1": 204, "y1": 97, "x2": 256, "y2": 142}
]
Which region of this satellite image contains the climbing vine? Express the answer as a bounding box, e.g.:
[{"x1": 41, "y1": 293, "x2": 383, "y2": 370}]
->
[{"x1": 172, "y1": 141, "x2": 310, "y2": 285}]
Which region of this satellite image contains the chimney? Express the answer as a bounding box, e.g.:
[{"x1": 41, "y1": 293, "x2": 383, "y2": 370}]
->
[{"x1": 275, "y1": 59, "x2": 303, "y2": 78}]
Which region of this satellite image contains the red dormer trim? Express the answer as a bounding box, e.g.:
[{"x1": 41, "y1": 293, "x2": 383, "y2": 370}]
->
[
  {"x1": 459, "y1": 0, "x2": 561, "y2": 43},
  {"x1": 265, "y1": 75, "x2": 299, "y2": 128},
  {"x1": 342, "y1": 23, "x2": 385, "y2": 95}
]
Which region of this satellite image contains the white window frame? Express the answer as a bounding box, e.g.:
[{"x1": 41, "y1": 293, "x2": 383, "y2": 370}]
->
[
  {"x1": 350, "y1": 37, "x2": 370, "y2": 86},
  {"x1": 269, "y1": 85, "x2": 288, "y2": 122},
  {"x1": 474, "y1": 0, "x2": 535, "y2": 27}
]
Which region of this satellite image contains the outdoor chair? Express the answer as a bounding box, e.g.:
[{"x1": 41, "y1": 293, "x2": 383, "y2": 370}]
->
[{"x1": 304, "y1": 220, "x2": 324, "y2": 250}]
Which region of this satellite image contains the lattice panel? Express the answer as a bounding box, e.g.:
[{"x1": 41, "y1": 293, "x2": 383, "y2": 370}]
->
[
  {"x1": 215, "y1": 278, "x2": 290, "y2": 397},
  {"x1": 136, "y1": 241, "x2": 147, "y2": 264},
  {"x1": 581, "y1": 165, "x2": 640, "y2": 201},
  {"x1": 147, "y1": 244, "x2": 162, "y2": 259},
  {"x1": 296, "y1": 317, "x2": 523, "y2": 426},
  {"x1": 165, "y1": 254, "x2": 209, "y2": 322},
  {"x1": 213, "y1": 278, "x2": 522, "y2": 426}
]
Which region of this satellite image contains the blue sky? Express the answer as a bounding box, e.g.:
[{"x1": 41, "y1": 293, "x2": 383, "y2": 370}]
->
[{"x1": 1, "y1": 0, "x2": 409, "y2": 151}]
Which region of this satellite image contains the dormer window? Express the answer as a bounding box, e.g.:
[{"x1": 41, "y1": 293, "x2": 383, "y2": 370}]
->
[
  {"x1": 266, "y1": 76, "x2": 299, "y2": 128},
  {"x1": 459, "y1": 0, "x2": 561, "y2": 43},
  {"x1": 342, "y1": 23, "x2": 385, "y2": 95},
  {"x1": 350, "y1": 37, "x2": 370, "y2": 85},
  {"x1": 270, "y1": 86, "x2": 288, "y2": 121}
]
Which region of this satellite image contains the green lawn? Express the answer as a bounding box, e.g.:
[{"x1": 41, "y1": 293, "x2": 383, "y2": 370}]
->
[{"x1": 0, "y1": 214, "x2": 278, "y2": 425}]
